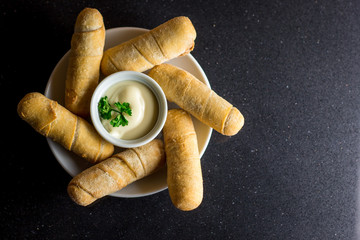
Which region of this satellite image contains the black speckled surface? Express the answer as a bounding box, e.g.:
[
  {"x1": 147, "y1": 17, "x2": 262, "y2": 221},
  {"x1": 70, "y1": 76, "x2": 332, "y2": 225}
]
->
[{"x1": 2, "y1": 0, "x2": 360, "y2": 239}]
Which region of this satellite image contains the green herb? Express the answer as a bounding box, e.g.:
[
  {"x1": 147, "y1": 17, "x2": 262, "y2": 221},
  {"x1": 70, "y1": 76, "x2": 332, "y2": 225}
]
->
[{"x1": 98, "y1": 96, "x2": 132, "y2": 127}]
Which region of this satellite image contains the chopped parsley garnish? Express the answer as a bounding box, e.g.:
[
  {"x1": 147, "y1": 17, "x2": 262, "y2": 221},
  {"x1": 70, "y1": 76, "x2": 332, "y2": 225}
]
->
[{"x1": 98, "y1": 96, "x2": 132, "y2": 127}]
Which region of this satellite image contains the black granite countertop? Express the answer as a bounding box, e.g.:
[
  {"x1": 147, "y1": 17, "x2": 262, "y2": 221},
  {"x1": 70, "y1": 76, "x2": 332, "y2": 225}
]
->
[{"x1": 2, "y1": 0, "x2": 360, "y2": 239}]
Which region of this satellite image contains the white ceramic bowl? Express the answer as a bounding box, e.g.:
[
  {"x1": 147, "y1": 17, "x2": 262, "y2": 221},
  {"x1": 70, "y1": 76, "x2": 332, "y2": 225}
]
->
[{"x1": 90, "y1": 71, "x2": 167, "y2": 148}]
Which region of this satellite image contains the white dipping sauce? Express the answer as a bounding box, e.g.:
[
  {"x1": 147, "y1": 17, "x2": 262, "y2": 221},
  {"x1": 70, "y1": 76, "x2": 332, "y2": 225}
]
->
[{"x1": 101, "y1": 80, "x2": 158, "y2": 140}]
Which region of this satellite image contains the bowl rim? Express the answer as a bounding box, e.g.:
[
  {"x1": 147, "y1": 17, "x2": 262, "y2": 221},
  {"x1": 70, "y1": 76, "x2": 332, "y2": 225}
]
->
[{"x1": 90, "y1": 71, "x2": 168, "y2": 148}]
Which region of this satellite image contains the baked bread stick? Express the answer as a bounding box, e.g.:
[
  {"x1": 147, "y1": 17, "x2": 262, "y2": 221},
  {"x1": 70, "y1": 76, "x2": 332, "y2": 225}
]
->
[
  {"x1": 67, "y1": 139, "x2": 165, "y2": 206},
  {"x1": 17, "y1": 92, "x2": 114, "y2": 163},
  {"x1": 101, "y1": 16, "x2": 196, "y2": 75},
  {"x1": 148, "y1": 64, "x2": 244, "y2": 136},
  {"x1": 65, "y1": 8, "x2": 105, "y2": 117},
  {"x1": 163, "y1": 109, "x2": 203, "y2": 211},
  {"x1": 164, "y1": 109, "x2": 203, "y2": 211}
]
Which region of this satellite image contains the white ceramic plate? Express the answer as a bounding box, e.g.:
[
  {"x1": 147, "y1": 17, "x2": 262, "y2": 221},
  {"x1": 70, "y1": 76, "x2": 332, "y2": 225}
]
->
[{"x1": 44, "y1": 27, "x2": 212, "y2": 198}]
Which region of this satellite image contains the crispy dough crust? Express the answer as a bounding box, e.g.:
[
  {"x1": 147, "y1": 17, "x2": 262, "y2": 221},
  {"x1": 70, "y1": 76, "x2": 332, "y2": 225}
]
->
[
  {"x1": 148, "y1": 64, "x2": 244, "y2": 136},
  {"x1": 163, "y1": 109, "x2": 203, "y2": 211},
  {"x1": 67, "y1": 139, "x2": 165, "y2": 206},
  {"x1": 65, "y1": 8, "x2": 105, "y2": 117},
  {"x1": 17, "y1": 92, "x2": 114, "y2": 163},
  {"x1": 101, "y1": 16, "x2": 196, "y2": 75}
]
